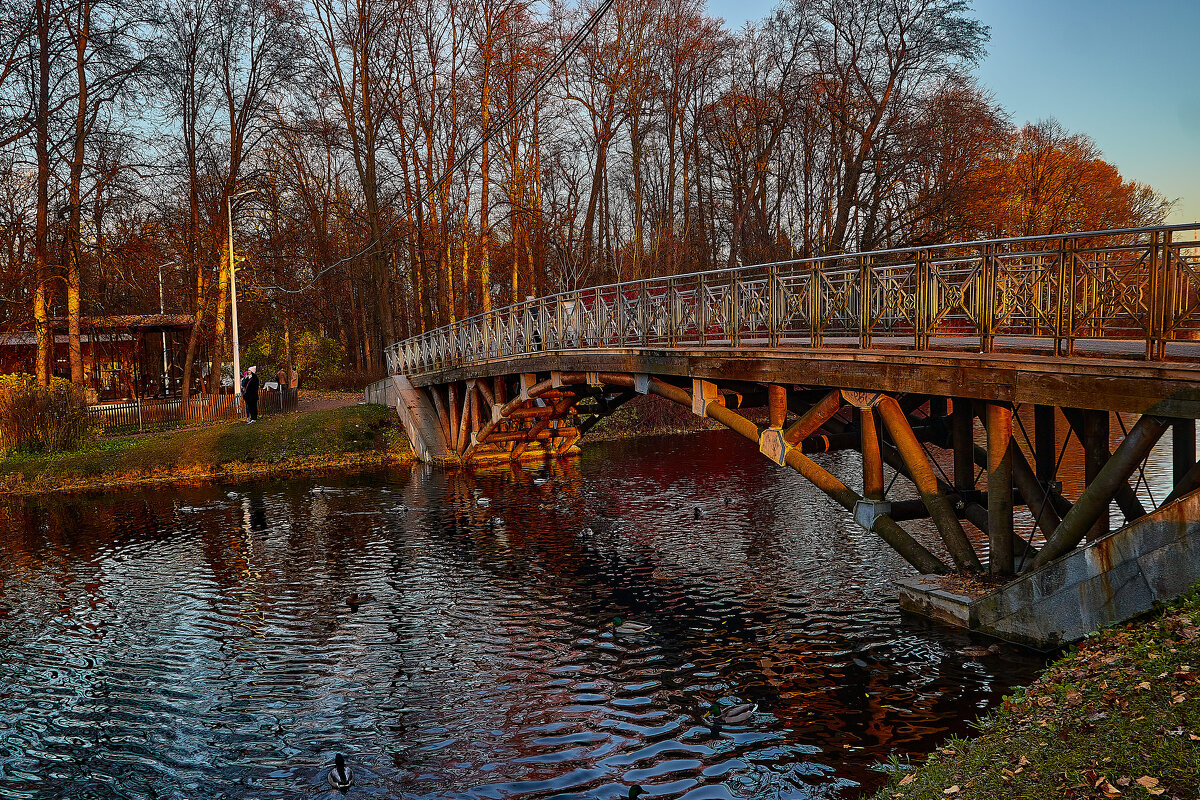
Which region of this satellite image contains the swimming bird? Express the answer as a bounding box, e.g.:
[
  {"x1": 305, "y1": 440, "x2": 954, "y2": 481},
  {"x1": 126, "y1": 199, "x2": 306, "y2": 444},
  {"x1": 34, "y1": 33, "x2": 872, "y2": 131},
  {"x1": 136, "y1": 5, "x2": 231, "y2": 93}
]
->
[
  {"x1": 612, "y1": 617, "x2": 652, "y2": 635},
  {"x1": 476, "y1": 495, "x2": 491, "y2": 508},
  {"x1": 693, "y1": 507, "x2": 705, "y2": 519},
  {"x1": 705, "y1": 701, "x2": 758, "y2": 731},
  {"x1": 328, "y1": 753, "x2": 353, "y2": 790},
  {"x1": 346, "y1": 592, "x2": 372, "y2": 610},
  {"x1": 627, "y1": 786, "x2": 647, "y2": 799}
]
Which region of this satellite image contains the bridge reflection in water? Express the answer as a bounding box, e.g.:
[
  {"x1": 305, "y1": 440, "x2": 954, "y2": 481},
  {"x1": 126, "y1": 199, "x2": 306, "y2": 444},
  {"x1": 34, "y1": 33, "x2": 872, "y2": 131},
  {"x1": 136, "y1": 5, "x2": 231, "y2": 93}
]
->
[
  {"x1": 0, "y1": 440, "x2": 1050, "y2": 798},
  {"x1": 381, "y1": 224, "x2": 1200, "y2": 576}
]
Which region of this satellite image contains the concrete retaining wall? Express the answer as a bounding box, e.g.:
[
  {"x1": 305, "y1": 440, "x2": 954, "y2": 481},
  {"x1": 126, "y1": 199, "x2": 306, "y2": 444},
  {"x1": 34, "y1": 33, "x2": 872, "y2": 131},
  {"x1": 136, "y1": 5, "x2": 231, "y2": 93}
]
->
[
  {"x1": 364, "y1": 378, "x2": 397, "y2": 407},
  {"x1": 897, "y1": 489, "x2": 1200, "y2": 649}
]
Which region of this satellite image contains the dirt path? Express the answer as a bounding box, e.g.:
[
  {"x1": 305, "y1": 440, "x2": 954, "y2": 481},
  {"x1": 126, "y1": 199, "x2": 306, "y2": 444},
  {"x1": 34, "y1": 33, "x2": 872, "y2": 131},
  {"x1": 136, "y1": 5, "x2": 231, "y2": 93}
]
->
[{"x1": 296, "y1": 390, "x2": 363, "y2": 412}]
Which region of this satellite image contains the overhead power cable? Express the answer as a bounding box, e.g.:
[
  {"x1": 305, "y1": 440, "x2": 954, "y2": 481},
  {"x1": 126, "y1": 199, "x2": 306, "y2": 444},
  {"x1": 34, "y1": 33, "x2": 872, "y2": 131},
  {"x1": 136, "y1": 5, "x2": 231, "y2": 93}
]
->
[{"x1": 257, "y1": 0, "x2": 617, "y2": 294}]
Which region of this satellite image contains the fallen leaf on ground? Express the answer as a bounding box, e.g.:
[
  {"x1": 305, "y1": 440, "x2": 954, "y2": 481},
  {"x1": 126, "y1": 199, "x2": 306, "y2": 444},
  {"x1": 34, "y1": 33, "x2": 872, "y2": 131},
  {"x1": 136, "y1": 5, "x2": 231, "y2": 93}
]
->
[
  {"x1": 899, "y1": 774, "x2": 915, "y2": 786},
  {"x1": 1135, "y1": 776, "x2": 1165, "y2": 796},
  {"x1": 942, "y1": 786, "x2": 960, "y2": 796}
]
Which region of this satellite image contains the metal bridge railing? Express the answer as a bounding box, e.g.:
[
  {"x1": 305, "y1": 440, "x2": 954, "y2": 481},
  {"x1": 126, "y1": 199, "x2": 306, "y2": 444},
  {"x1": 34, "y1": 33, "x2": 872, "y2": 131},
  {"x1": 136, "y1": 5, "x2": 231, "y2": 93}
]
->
[{"x1": 387, "y1": 224, "x2": 1200, "y2": 377}]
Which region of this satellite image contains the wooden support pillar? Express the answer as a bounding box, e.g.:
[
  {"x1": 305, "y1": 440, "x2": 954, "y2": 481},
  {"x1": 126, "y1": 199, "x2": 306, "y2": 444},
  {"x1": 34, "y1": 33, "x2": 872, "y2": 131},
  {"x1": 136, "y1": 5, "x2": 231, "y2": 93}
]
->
[
  {"x1": 1063, "y1": 409, "x2": 1149, "y2": 528},
  {"x1": 457, "y1": 384, "x2": 474, "y2": 454},
  {"x1": 986, "y1": 403, "x2": 1014, "y2": 576},
  {"x1": 1173, "y1": 419, "x2": 1196, "y2": 487},
  {"x1": 470, "y1": 383, "x2": 482, "y2": 440},
  {"x1": 477, "y1": 378, "x2": 495, "y2": 408},
  {"x1": 768, "y1": 384, "x2": 787, "y2": 429},
  {"x1": 952, "y1": 399, "x2": 975, "y2": 491},
  {"x1": 930, "y1": 397, "x2": 948, "y2": 418},
  {"x1": 1030, "y1": 414, "x2": 1170, "y2": 570},
  {"x1": 1008, "y1": 444, "x2": 1061, "y2": 540},
  {"x1": 447, "y1": 384, "x2": 460, "y2": 452},
  {"x1": 759, "y1": 384, "x2": 789, "y2": 464},
  {"x1": 861, "y1": 406, "x2": 884, "y2": 500},
  {"x1": 878, "y1": 395, "x2": 982, "y2": 572},
  {"x1": 1034, "y1": 405, "x2": 1056, "y2": 483},
  {"x1": 1082, "y1": 410, "x2": 1109, "y2": 540},
  {"x1": 429, "y1": 387, "x2": 452, "y2": 447}
]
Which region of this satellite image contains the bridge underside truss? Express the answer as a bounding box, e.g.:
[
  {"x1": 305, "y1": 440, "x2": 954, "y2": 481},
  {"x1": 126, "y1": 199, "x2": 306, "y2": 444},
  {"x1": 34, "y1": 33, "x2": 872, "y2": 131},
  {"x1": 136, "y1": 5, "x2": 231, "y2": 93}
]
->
[{"x1": 407, "y1": 370, "x2": 1196, "y2": 577}]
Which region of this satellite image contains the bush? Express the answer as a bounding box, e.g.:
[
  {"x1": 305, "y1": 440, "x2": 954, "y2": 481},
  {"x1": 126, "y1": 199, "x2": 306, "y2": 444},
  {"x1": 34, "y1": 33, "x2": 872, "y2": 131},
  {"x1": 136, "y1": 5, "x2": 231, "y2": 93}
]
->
[
  {"x1": 244, "y1": 328, "x2": 354, "y2": 389},
  {"x1": 0, "y1": 374, "x2": 95, "y2": 454}
]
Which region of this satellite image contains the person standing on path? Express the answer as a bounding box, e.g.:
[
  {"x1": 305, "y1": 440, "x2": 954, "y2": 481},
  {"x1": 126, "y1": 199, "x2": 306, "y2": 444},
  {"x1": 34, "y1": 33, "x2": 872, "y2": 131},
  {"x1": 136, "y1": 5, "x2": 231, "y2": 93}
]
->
[{"x1": 244, "y1": 366, "x2": 260, "y2": 423}]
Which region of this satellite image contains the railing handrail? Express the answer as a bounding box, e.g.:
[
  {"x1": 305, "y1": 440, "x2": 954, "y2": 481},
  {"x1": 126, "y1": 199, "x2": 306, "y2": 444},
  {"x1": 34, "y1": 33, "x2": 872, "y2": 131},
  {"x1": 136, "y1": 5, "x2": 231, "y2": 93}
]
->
[{"x1": 389, "y1": 223, "x2": 1200, "y2": 375}]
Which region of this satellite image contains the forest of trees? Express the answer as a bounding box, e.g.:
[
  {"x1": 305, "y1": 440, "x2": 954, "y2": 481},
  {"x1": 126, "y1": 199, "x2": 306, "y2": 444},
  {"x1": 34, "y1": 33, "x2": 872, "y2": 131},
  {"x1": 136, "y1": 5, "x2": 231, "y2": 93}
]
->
[{"x1": 0, "y1": 0, "x2": 1171, "y2": 393}]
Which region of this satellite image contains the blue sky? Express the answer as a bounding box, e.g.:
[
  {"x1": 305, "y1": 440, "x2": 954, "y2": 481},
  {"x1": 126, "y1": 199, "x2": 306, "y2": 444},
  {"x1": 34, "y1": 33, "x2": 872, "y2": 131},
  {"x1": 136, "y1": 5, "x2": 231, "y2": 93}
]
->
[{"x1": 706, "y1": 0, "x2": 1200, "y2": 226}]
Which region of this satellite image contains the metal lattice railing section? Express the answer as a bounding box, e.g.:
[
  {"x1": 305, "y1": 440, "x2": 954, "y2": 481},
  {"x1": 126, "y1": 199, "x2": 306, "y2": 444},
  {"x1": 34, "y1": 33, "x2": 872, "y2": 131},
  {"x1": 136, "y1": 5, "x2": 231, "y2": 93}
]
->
[{"x1": 387, "y1": 224, "x2": 1200, "y2": 377}]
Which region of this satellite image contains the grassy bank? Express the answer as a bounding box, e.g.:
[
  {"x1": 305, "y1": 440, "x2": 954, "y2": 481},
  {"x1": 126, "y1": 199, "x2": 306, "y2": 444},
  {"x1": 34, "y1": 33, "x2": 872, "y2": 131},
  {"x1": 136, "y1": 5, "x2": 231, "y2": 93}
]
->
[
  {"x1": 874, "y1": 588, "x2": 1200, "y2": 800},
  {"x1": 0, "y1": 403, "x2": 412, "y2": 495},
  {"x1": 586, "y1": 393, "x2": 722, "y2": 441}
]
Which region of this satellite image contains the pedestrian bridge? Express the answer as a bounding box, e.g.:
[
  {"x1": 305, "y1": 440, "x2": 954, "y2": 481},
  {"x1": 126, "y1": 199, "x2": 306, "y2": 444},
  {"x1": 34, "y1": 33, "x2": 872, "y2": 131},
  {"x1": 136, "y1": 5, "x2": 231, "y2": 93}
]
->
[{"x1": 376, "y1": 224, "x2": 1200, "y2": 577}]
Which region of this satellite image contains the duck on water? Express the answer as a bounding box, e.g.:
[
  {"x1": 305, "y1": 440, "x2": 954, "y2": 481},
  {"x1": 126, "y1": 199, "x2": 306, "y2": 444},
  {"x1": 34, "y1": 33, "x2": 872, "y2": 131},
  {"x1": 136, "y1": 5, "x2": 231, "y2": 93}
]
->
[{"x1": 328, "y1": 753, "x2": 353, "y2": 791}]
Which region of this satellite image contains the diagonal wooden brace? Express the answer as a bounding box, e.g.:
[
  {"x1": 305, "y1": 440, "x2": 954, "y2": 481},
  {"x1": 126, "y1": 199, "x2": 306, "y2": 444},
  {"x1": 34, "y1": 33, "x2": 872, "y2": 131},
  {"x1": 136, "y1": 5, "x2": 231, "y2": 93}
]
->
[
  {"x1": 783, "y1": 389, "x2": 842, "y2": 446},
  {"x1": 1062, "y1": 408, "x2": 1148, "y2": 523},
  {"x1": 650, "y1": 377, "x2": 947, "y2": 574},
  {"x1": 1029, "y1": 413, "x2": 1170, "y2": 570},
  {"x1": 878, "y1": 395, "x2": 982, "y2": 572}
]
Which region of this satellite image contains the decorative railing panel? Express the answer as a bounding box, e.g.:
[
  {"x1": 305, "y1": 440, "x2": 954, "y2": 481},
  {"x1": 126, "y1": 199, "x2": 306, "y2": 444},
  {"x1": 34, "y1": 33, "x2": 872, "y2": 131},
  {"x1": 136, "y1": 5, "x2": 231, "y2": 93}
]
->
[{"x1": 387, "y1": 225, "x2": 1200, "y2": 377}]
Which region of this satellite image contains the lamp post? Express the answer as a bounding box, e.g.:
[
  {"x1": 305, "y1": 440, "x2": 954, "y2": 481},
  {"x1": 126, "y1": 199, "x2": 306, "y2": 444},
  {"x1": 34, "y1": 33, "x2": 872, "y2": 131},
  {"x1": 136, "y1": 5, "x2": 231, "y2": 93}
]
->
[
  {"x1": 227, "y1": 188, "x2": 256, "y2": 399},
  {"x1": 155, "y1": 260, "x2": 177, "y2": 394}
]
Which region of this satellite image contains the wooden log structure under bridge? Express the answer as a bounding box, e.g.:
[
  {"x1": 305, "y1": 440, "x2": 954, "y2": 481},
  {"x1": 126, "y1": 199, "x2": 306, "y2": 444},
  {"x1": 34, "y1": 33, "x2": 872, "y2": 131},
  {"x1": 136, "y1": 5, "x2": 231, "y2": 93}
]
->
[{"x1": 382, "y1": 224, "x2": 1200, "y2": 577}]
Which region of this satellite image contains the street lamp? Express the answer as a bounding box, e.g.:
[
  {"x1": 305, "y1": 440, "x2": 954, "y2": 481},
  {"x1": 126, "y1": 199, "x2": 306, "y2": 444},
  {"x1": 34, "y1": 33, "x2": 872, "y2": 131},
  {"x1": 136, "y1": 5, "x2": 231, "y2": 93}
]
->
[
  {"x1": 228, "y1": 188, "x2": 256, "y2": 399},
  {"x1": 155, "y1": 259, "x2": 177, "y2": 393}
]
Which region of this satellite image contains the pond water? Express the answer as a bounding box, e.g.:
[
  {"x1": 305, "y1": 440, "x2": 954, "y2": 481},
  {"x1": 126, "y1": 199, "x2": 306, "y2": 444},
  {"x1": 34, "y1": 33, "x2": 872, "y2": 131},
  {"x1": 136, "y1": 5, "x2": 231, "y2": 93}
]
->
[{"x1": 1, "y1": 428, "x2": 1076, "y2": 799}]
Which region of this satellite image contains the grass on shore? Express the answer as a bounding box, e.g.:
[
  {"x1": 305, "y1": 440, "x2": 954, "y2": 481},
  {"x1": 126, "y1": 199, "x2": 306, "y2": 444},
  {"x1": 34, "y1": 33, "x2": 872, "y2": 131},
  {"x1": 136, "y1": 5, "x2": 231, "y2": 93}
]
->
[
  {"x1": 0, "y1": 403, "x2": 411, "y2": 495},
  {"x1": 874, "y1": 587, "x2": 1200, "y2": 800},
  {"x1": 586, "y1": 393, "x2": 721, "y2": 441}
]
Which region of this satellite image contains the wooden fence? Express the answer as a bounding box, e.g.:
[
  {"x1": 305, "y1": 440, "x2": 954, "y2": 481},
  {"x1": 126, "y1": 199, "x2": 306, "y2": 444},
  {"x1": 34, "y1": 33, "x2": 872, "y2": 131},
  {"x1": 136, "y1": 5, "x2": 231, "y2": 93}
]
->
[{"x1": 88, "y1": 389, "x2": 298, "y2": 433}]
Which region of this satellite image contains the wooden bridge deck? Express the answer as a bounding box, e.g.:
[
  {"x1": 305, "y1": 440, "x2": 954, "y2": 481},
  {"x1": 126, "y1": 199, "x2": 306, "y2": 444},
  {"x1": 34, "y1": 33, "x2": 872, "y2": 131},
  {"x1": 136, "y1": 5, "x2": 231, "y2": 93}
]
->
[{"x1": 409, "y1": 342, "x2": 1200, "y2": 418}]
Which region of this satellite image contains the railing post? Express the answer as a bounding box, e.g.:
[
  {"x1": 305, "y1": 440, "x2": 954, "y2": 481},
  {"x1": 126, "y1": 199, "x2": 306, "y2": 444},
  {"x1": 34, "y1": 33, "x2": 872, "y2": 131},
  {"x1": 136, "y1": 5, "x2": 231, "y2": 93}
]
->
[
  {"x1": 731, "y1": 276, "x2": 741, "y2": 348},
  {"x1": 1147, "y1": 229, "x2": 1165, "y2": 360},
  {"x1": 640, "y1": 283, "x2": 649, "y2": 347},
  {"x1": 1063, "y1": 236, "x2": 1076, "y2": 356},
  {"x1": 522, "y1": 301, "x2": 531, "y2": 355},
  {"x1": 858, "y1": 254, "x2": 871, "y2": 349},
  {"x1": 697, "y1": 274, "x2": 708, "y2": 347},
  {"x1": 1164, "y1": 229, "x2": 1179, "y2": 358},
  {"x1": 594, "y1": 287, "x2": 604, "y2": 346},
  {"x1": 809, "y1": 260, "x2": 821, "y2": 347},
  {"x1": 555, "y1": 294, "x2": 565, "y2": 349},
  {"x1": 914, "y1": 249, "x2": 928, "y2": 349},
  {"x1": 616, "y1": 283, "x2": 626, "y2": 344},
  {"x1": 667, "y1": 278, "x2": 678, "y2": 347},
  {"x1": 768, "y1": 263, "x2": 780, "y2": 348},
  {"x1": 980, "y1": 243, "x2": 995, "y2": 352}
]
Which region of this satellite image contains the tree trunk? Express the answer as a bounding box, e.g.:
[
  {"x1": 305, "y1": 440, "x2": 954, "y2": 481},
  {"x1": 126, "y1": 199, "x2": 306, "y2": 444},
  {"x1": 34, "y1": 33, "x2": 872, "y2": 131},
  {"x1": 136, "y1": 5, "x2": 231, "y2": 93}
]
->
[
  {"x1": 33, "y1": 0, "x2": 52, "y2": 385},
  {"x1": 67, "y1": 0, "x2": 91, "y2": 386}
]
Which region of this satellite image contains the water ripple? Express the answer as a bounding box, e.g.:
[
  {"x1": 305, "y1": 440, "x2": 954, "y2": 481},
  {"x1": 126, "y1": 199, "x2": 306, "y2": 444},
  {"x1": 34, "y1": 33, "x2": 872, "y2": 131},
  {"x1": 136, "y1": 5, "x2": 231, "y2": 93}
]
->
[{"x1": 0, "y1": 430, "x2": 1076, "y2": 799}]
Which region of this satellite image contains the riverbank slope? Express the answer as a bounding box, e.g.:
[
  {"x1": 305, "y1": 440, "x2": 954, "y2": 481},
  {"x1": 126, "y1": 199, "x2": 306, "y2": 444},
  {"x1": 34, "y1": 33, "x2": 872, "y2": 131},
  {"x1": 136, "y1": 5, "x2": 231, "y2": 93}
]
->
[
  {"x1": 873, "y1": 587, "x2": 1200, "y2": 800},
  {"x1": 0, "y1": 402, "x2": 412, "y2": 496}
]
